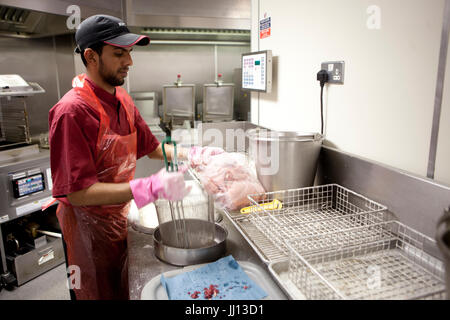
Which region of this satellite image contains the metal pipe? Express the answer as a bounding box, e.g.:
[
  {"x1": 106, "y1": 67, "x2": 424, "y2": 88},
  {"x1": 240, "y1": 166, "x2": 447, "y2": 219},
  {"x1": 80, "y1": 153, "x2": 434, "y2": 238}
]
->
[{"x1": 427, "y1": 0, "x2": 450, "y2": 179}]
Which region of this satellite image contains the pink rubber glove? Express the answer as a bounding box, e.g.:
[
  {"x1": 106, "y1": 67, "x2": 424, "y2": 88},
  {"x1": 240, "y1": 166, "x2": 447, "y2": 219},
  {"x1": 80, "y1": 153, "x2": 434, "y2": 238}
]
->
[
  {"x1": 188, "y1": 146, "x2": 224, "y2": 168},
  {"x1": 129, "y1": 166, "x2": 192, "y2": 209}
]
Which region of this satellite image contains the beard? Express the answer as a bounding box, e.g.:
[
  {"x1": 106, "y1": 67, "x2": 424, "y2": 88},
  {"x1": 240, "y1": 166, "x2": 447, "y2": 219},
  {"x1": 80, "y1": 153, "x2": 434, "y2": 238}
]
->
[{"x1": 98, "y1": 57, "x2": 126, "y2": 87}]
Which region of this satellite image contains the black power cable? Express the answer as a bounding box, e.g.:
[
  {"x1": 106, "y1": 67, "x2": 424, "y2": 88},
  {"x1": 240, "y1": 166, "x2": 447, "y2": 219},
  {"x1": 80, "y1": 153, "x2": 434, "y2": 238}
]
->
[{"x1": 316, "y1": 70, "x2": 329, "y2": 136}]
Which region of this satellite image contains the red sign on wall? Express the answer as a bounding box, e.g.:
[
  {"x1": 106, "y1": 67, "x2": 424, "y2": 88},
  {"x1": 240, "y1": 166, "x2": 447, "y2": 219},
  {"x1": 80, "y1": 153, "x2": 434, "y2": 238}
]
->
[{"x1": 260, "y1": 28, "x2": 271, "y2": 39}]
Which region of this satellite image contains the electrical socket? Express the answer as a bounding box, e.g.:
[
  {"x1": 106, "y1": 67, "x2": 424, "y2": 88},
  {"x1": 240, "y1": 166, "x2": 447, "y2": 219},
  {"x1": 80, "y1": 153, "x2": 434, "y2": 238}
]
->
[{"x1": 321, "y1": 61, "x2": 345, "y2": 84}]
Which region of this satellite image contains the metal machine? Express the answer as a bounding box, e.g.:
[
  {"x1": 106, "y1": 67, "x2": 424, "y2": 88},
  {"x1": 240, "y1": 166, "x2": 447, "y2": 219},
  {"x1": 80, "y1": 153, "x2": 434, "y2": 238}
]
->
[
  {"x1": 0, "y1": 75, "x2": 63, "y2": 290},
  {"x1": 162, "y1": 75, "x2": 196, "y2": 128},
  {"x1": 0, "y1": 74, "x2": 45, "y2": 150},
  {"x1": 202, "y1": 76, "x2": 234, "y2": 122},
  {"x1": 130, "y1": 91, "x2": 163, "y2": 136}
]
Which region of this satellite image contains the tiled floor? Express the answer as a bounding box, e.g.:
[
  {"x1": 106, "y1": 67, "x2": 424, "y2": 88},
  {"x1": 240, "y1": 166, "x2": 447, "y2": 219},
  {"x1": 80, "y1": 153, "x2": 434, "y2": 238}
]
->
[{"x1": 0, "y1": 263, "x2": 70, "y2": 300}]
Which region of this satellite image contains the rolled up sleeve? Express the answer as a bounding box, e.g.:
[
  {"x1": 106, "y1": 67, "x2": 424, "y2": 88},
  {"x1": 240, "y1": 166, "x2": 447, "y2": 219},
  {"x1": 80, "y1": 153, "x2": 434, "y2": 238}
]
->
[{"x1": 49, "y1": 112, "x2": 99, "y2": 197}]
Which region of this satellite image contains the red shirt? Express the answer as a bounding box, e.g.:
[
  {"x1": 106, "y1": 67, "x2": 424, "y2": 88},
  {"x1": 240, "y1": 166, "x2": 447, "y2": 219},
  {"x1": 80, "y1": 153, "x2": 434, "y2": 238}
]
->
[{"x1": 48, "y1": 77, "x2": 160, "y2": 198}]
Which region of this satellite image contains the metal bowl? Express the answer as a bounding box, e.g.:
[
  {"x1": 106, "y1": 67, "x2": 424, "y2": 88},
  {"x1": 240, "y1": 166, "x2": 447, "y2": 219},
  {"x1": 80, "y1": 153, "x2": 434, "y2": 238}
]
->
[{"x1": 153, "y1": 219, "x2": 227, "y2": 266}]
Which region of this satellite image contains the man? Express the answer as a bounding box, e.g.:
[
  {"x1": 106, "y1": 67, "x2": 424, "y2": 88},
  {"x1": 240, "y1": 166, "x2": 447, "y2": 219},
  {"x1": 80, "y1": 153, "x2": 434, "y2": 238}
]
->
[{"x1": 48, "y1": 15, "x2": 222, "y2": 300}]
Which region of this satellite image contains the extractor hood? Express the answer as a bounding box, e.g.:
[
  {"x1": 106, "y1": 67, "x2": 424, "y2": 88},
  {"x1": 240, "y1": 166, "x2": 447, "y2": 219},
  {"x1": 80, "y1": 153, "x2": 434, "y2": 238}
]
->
[
  {"x1": 0, "y1": 5, "x2": 71, "y2": 38},
  {"x1": 0, "y1": 0, "x2": 251, "y2": 41}
]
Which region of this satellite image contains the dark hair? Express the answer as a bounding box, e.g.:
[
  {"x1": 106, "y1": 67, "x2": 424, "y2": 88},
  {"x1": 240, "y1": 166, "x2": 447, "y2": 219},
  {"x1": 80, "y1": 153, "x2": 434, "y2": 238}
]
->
[{"x1": 80, "y1": 42, "x2": 106, "y2": 67}]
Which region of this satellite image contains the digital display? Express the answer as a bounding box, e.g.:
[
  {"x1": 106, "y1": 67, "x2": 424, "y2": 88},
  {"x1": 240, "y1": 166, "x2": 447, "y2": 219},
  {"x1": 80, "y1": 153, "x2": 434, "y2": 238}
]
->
[
  {"x1": 13, "y1": 173, "x2": 45, "y2": 198},
  {"x1": 242, "y1": 50, "x2": 272, "y2": 92}
]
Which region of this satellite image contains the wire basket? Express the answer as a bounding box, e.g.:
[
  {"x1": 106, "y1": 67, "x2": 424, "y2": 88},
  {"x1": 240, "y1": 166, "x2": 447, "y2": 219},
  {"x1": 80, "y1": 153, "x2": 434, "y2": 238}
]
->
[
  {"x1": 246, "y1": 184, "x2": 388, "y2": 257},
  {"x1": 286, "y1": 221, "x2": 447, "y2": 300}
]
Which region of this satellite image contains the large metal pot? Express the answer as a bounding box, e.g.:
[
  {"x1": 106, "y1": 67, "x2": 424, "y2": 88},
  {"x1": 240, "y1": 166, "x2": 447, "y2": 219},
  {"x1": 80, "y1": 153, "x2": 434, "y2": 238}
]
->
[
  {"x1": 436, "y1": 207, "x2": 450, "y2": 299},
  {"x1": 247, "y1": 129, "x2": 323, "y2": 192}
]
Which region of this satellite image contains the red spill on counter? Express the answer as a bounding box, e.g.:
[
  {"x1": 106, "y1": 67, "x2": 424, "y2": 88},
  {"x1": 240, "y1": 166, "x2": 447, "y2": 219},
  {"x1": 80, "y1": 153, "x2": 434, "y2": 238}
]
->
[{"x1": 204, "y1": 284, "x2": 219, "y2": 299}]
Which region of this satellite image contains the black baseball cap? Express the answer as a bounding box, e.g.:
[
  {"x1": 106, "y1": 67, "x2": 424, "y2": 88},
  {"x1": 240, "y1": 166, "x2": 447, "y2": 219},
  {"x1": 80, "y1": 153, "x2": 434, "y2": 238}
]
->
[{"x1": 74, "y1": 14, "x2": 149, "y2": 53}]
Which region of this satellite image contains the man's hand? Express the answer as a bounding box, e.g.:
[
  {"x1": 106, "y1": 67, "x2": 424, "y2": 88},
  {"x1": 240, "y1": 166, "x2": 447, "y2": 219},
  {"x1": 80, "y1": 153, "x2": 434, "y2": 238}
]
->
[{"x1": 129, "y1": 165, "x2": 191, "y2": 209}]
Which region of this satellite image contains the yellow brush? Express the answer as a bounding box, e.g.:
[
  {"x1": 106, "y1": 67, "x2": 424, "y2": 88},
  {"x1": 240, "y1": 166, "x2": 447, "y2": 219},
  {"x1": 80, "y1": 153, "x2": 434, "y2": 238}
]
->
[{"x1": 240, "y1": 199, "x2": 282, "y2": 214}]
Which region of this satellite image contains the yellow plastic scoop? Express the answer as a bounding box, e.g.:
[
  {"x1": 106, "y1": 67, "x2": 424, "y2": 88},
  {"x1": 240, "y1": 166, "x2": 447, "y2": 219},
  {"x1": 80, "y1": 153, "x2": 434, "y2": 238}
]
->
[{"x1": 240, "y1": 199, "x2": 282, "y2": 214}]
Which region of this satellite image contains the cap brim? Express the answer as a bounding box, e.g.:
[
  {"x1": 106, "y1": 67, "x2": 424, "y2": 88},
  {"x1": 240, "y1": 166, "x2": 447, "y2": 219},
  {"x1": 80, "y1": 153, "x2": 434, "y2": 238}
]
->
[{"x1": 103, "y1": 33, "x2": 150, "y2": 48}]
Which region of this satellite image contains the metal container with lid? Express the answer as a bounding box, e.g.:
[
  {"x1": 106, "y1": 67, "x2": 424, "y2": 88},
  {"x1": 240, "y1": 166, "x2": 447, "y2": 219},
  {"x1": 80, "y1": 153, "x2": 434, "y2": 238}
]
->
[{"x1": 247, "y1": 129, "x2": 323, "y2": 192}]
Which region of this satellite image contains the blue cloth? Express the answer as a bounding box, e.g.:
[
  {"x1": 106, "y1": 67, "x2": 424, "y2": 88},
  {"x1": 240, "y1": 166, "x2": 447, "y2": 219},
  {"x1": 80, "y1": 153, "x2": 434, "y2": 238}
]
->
[{"x1": 160, "y1": 255, "x2": 267, "y2": 300}]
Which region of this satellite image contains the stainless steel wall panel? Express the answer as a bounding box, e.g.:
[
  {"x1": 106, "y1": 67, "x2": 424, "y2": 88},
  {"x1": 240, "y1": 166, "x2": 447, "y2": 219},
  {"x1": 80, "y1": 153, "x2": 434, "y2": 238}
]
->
[
  {"x1": 53, "y1": 35, "x2": 76, "y2": 99},
  {"x1": 131, "y1": 0, "x2": 250, "y2": 19},
  {"x1": 127, "y1": 0, "x2": 250, "y2": 29},
  {"x1": 317, "y1": 146, "x2": 450, "y2": 239}
]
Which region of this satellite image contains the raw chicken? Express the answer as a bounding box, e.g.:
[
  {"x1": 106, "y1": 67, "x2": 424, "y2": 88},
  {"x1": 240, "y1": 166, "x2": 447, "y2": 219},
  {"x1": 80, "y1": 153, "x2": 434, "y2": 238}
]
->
[
  {"x1": 195, "y1": 153, "x2": 266, "y2": 211},
  {"x1": 189, "y1": 146, "x2": 224, "y2": 169}
]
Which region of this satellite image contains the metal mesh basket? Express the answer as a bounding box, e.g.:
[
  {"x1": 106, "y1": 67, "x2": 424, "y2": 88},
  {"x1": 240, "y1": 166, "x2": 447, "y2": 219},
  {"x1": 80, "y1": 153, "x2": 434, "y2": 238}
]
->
[
  {"x1": 286, "y1": 221, "x2": 447, "y2": 300},
  {"x1": 246, "y1": 184, "x2": 388, "y2": 258}
]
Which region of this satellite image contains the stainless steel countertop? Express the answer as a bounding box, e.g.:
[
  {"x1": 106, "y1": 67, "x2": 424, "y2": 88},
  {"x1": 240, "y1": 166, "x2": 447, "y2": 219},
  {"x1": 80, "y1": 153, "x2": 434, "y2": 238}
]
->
[{"x1": 127, "y1": 208, "x2": 286, "y2": 300}]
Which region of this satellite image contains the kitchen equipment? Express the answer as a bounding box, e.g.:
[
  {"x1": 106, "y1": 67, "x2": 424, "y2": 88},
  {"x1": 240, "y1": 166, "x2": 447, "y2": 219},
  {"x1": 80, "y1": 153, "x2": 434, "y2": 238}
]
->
[
  {"x1": 25, "y1": 222, "x2": 61, "y2": 239},
  {"x1": 233, "y1": 68, "x2": 251, "y2": 121},
  {"x1": 247, "y1": 128, "x2": 323, "y2": 192},
  {"x1": 5, "y1": 233, "x2": 20, "y2": 254},
  {"x1": 153, "y1": 220, "x2": 227, "y2": 266},
  {"x1": 141, "y1": 259, "x2": 287, "y2": 300},
  {"x1": 155, "y1": 189, "x2": 217, "y2": 248},
  {"x1": 268, "y1": 260, "x2": 306, "y2": 300},
  {"x1": 162, "y1": 83, "x2": 195, "y2": 127},
  {"x1": 436, "y1": 207, "x2": 450, "y2": 299},
  {"x1": 286, "y1": 221, "x2": 447, "y2": 300},
  {"x1": 156, "y1": 137, "x2": 217, "y2": 250},
  {"x1": 130, "y1": 91, "x2": 159, "y2": 125},
  {"x1": 159, "y1": 136, "x2": 190, "y2": 248},
  {"x1": 202, "y1": 83, "x2": 234, "y2": 122},
  {"x1": 0, "y1": 75, "x2": 45, "y2": 150},
  {"x1": 32, "y1": 235, "x2": 47, "y2": 249},
  {"x1": 240, "y1": 184, "x2": 388, "y2": 262},
  {"x1": 130, "y1": 91, "x2": 164, "y2": 138},
  {"x1": 0, "y1": 144, "x2": 62, "y2": 287},
  {"x1": 129, "y1": 201, "x2": 159, "y2": 235}
]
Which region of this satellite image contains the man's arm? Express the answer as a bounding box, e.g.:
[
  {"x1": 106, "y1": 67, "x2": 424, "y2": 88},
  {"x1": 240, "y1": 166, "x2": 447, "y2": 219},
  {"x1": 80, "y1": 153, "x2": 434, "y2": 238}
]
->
[
  {"x1": 147, "y1": 143, "x2": 188, "y2": 161},
  {"x1": 66, "y1": 182, "x2": 133, "y2": 206},
  {"x1": 66, "y1": 144, "x2": 188, "y2": 207}
]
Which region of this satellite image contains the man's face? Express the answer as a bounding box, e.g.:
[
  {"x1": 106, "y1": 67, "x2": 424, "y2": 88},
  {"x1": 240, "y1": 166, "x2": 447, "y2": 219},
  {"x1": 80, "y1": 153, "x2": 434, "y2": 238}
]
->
[{"x1": 97, "y1": 45, "x2": 133, "y2": 87}]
